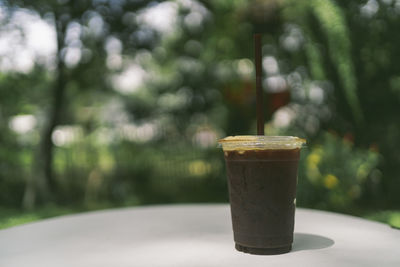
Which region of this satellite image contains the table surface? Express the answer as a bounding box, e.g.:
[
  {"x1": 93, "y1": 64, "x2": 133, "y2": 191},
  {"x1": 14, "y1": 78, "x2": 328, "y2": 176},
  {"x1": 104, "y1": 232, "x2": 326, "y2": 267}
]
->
[{"x1": 0, "y1": 204, "x2": 399, "y2": 267}]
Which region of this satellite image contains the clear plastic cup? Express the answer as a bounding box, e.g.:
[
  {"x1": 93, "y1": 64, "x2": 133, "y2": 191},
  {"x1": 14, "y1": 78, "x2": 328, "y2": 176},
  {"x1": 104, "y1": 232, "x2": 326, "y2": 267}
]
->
[{"x1": 219, "y1": 136, "x2": 306, "y2": 255}]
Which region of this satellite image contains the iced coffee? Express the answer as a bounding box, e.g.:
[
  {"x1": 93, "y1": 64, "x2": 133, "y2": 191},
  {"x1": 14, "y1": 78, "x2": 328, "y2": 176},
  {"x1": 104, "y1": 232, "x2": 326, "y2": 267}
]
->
[{"x1": 219, "y1": 136, "x2": 305, "y2": 255}]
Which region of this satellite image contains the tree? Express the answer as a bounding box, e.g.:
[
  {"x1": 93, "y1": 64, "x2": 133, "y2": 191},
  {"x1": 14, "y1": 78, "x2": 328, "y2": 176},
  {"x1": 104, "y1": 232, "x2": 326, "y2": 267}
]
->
[{"x1": 7, "y1": 0, "x2": 161, "y2": 208}]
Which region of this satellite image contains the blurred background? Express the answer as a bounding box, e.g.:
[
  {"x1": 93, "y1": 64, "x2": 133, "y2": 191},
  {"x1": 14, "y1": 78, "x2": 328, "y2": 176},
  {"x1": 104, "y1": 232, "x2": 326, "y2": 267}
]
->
[{"x1": 0, "y1": 0, "x2": 399, "y2": 228}]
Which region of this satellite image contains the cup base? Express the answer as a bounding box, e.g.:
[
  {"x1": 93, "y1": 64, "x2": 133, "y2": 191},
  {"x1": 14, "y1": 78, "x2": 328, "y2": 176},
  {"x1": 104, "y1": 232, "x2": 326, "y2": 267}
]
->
[{"x1": 235, "y1": 243, "x2": 291, "y2": 255}]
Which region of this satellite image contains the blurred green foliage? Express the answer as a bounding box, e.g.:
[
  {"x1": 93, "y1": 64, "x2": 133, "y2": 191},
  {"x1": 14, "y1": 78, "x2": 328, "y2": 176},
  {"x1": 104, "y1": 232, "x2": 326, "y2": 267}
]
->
[
  {"x1": 366, "y1": 210, "x2": 400, "y2": 229},
  {"x1": 297, "y1": 132, "x2": 380, "y2": 212},
  {"x1": 0, "y1": 0, "x2": 399, "y2": 226}
]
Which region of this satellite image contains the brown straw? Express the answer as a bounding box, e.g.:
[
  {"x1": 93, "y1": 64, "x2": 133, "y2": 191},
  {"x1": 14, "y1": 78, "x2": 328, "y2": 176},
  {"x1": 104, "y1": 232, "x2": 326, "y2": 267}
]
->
[{"x1": 254, "y1": 34, "x2": 264, "y2": 135}]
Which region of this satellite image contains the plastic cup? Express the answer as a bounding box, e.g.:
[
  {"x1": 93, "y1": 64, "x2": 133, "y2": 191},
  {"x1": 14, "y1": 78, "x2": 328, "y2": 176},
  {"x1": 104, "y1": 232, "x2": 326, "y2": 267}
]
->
[{"x1": 219, "y1": 136, "x2": 306, "y2": 255}]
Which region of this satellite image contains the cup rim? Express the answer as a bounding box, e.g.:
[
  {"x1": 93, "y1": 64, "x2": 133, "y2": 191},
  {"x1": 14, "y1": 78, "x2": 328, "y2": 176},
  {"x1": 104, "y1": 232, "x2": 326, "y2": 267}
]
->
[{"x1": 218, "y1": 135, "x2": 306, "y2": 150}]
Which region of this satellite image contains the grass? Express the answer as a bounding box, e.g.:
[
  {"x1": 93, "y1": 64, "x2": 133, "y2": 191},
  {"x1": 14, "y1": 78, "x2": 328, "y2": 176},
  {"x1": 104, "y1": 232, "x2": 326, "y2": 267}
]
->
[
  {"x1": 364, "y1": 210, "x2": 400, "y2": 229},
  {"x1": 1, "y1": 204, "x2": 399, "y2": 230},
  {"x1": 0, "y1": 205, "x2": 78, "y2": 230},
  {"x1": 0, "y1": 202, "x2": 118, "y2": 230}
]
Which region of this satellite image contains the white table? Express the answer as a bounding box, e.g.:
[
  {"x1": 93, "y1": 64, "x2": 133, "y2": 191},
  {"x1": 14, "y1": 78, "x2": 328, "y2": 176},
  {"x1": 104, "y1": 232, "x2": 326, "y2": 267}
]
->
[{"x1": 0, "y1": 204, "x2": 399, "y2": 267}]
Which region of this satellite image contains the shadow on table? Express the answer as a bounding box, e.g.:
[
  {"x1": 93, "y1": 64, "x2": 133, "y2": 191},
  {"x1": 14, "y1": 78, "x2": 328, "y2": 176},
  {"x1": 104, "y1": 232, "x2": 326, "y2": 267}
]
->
[{"x1": 292, "y1": 233, "x2": 334, "y2": 252}]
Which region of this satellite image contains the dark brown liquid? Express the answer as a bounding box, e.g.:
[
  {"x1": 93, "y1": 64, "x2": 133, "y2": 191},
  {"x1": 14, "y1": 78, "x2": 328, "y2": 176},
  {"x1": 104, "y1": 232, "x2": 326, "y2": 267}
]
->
[{"x1": 224, "y1": 148, "x2": 300, "y2": 255}]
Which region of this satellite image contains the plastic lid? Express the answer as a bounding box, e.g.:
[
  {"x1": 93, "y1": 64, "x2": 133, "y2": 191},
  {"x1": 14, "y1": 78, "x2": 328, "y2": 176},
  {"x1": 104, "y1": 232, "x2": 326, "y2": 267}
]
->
[{"x1": 218, "y1": 136, "x2": 306, "y2": 151}]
